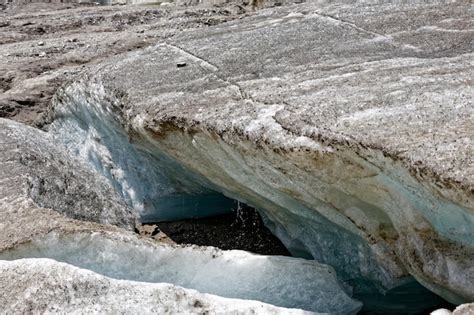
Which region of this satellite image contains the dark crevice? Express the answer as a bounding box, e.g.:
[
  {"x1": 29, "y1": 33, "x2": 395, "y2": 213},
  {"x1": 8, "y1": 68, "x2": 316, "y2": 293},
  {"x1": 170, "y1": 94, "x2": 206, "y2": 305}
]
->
[{"x1": 354, "y1": 278, "x2": 455, "y2": 315}]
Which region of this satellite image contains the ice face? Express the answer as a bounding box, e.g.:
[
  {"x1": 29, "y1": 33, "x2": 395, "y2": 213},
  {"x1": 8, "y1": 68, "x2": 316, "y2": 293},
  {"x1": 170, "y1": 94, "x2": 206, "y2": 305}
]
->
[
  {"x1": 49, "y1": 84, "x2": 234, "y2": 222},
  {"x1": 0, "y1": 232, "x2": 362, "y2": 315},
  {"x1": 147, "y1": 128, "x2": 474, "y2": 305}
]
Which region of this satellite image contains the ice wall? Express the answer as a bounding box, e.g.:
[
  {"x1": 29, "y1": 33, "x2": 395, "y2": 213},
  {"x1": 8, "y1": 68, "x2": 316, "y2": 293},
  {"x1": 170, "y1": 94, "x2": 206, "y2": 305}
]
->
[{"x1": 49, "y1": 83, "x2": 234, "y2": 222}]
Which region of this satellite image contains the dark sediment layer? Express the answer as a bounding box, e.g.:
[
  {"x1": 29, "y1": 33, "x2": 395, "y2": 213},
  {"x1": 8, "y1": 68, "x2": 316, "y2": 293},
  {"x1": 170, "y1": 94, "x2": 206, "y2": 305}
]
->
[{"x1": 144, "y1": 205, "x2": 291, "y2": 256}]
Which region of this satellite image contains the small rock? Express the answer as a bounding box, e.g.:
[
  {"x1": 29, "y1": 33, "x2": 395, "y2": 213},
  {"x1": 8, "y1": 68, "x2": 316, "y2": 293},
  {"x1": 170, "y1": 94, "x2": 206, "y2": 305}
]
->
[
  {"x1": 37, "y1": 41, "x2": 45, "y2": 46},
  {"x1": 176, "y1": 61, "x2": 187, "y2": 68},
  {"x1": 39, "y1": 52, "x2": 46, "y2": 57},
  {"x1": 137, "y1": 224, "x2": 159, "y2": 237},
  {"x1": 34, "y1": 27, "x2": 46, "y2": 34}
]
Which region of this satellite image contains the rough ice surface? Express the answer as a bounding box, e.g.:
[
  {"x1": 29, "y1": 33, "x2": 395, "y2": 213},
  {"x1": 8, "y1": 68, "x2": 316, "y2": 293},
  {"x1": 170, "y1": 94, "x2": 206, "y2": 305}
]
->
[
  {"x1": 145, "y1": 123, "x2": 473, "y2": 306},
  {"x1": 49, "y1": 85, "x2": 234, "y2": 222},
  {"x1": 0, "y1": 232, "x2": 362, "y2": 314},
  {"x1": 0, "y1": 118, "x2": 137, "y2": 230},
  {"x1": 0, "y1": 258, "x2": 315, "y2": 315}
]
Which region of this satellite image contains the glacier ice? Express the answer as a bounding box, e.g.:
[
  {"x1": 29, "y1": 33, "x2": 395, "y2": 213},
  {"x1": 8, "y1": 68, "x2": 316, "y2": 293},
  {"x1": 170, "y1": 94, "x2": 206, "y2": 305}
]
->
[
  {"x1": 0, "y1": 117, "x2": 137, "y2": 230},
  {"x1": 46, "y1": 80, "x2": 470, "y2": 312},
  {"x1": 48, "y1": 83, "x2": 394, "y2": 293},
  {"x1": 0, "y1": 232, "x2": 362, "y2": 314},
  {"x1": 49, "y1": 84, "x2": 234, "y2": 222},
  {"x1": 142, "y1": 126, "x2": 474, "y2": 305},
  {"x1": 0, "y1": 258, "x2": 315, "y2": 314}
]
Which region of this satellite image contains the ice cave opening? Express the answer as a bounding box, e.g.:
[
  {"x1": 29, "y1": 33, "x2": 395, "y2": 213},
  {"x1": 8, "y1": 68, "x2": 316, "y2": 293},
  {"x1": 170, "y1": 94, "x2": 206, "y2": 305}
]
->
[
  {"x1": 136, "y1": 196, "x2": 455, "y2": 315},
  {"x1": 43, "y1": 88, "x2": 460, "y2": 314},
  {"x1": 139, "y1": 201, "x2": 292, "y2": 256}
]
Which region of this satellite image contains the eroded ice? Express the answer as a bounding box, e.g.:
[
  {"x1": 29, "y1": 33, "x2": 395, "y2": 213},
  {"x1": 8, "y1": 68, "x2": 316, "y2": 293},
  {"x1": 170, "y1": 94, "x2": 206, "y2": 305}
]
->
[{"x1": 0, "y1": 232, "x2": 362, "y2": 314}]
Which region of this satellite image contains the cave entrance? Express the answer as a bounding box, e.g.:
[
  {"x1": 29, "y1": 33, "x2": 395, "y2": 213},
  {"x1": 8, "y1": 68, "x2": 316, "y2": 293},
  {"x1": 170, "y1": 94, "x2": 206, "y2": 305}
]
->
[
  {"x1": 134, "y1": 195, "x2": 455, "y2": 315},
  {"x1": 137, "y1": 201, "x2": 291, "y2": 256}
]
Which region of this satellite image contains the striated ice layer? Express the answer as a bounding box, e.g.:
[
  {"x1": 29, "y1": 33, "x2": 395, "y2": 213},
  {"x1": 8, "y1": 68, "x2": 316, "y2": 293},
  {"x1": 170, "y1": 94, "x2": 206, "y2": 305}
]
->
[
  {"x1": 0, "y1": 117, "x2": 138, "y2": 230},
  {"x1": 0, "y1": 232, "x2": 362, "y2": 314},
  {"x1": 49, "y1": 85, "x2": 234, "y2": 222}
]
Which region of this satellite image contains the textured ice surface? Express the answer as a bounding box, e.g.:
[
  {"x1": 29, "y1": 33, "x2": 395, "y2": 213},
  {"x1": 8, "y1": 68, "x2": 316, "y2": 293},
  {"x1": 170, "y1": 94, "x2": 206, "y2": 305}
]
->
[
  {"x1": 0, "y1": 232, "x2": 362, "y2": 314},
  {"x1": 49, "y1": 84, "x2": 234, "y2": 222},
  {"x1": 0, "y1": 258, "x2": 316, "y2": 315},
  {"x1": 146, "y1": 127, "x2": 474, "y2": 306},
  {"x1": 47, "y1": 38, "x2": 473, "y2": 314},
  {"x1": 0, "y1": 118, "x2": 137, "y2": 230}
]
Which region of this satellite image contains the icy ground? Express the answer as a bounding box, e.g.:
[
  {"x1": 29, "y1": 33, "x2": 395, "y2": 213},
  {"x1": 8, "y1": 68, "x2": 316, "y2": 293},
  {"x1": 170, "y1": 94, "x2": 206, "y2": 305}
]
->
[
  {"x1": 0, "y1": 231, "x2": 362, "y2": 314},
  {"x1": 0, "y1": 258, "x2": 316, "y2": 314}
]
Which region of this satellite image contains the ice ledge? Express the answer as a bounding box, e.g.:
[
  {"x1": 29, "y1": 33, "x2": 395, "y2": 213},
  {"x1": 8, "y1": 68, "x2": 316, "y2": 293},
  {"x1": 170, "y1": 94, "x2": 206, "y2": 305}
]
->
[
  {"x1": 0, "y1": 231, "x2": 362, "y2": 314},
  {"x1": 0, "y1": 258, "x2": 316, "y2": 315}
]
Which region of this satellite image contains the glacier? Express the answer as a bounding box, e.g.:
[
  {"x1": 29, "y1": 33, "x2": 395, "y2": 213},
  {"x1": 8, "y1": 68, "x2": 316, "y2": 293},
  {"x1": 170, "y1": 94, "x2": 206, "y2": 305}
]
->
[
  {"x1": 48, "y1": 82, "x2": 466, "y2": 311},
  {"x1": 0, "y1": 118, "x2": 137, "y2": 230},
  {"x1": 1, "y1": 0, "x2": 472, "y2": 314}
]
